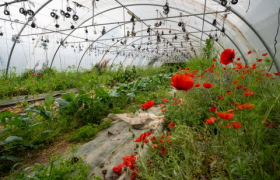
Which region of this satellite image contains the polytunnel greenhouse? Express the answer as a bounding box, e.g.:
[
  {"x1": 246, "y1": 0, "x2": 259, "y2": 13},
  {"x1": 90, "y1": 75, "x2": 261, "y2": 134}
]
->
[{"x1": 0, "y1": 0, "x2": 280, "y2": 179}]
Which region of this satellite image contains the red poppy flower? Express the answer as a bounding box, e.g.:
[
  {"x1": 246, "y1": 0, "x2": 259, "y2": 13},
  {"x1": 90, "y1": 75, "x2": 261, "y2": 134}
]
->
[
  {"x1": 233, "y1": 80, "x2": 238, "y2": 84},
  {"x1": 238, "y1": 103, "x2": 254, "y2": 110},
  {"x1": 262, "y1": 53, "x2": 268, "y2": 56},
  {"x1": 265, "y1": 122, "x2": 276, "y2": 127},
  {"x1": 248, "y1": 50, "x2": 252, "y2": 54},
  {"x1": 167, "y1": 139, "x2": 173, "y2": 146},
  {"x1": 217, "y1": 112, "x2": 235, "y2": 120},
  {"x1": 123, "y1": 155, "x2": 136, "y2": 167},
  {"x1": 38, "y1": 74, "x2": 42, "y2": 77},
  {"x1": 177, "y1": 100, "x2": 181, "y2": 104},
  {"x1": 226, "y1": 91, "x2": 232, "y2": 95},
  {"x1": 162, "y1": 98, "x2": 168, "y2": 102},
  {"x1": 179, "y1": 68, "x2": 183, "y2": 71},
  {"x1": 134, "y1": 131, "x2": 152, "y2": 143},
  {"x1": 239, "y1": 74, "x2": 245, "y2": 79},
  {"x1": 232, "y1": 122, "x2": 242, "y2": 129},
  {"x1": 257, "y1": 59, "x2": 263, "y2": 62},
  {"x1": 161, "y1": 109, "x2": 166, "y2": 113},
  {"x1": 274, "y1": 72, "x2": 280, "y2": 76},
  {"x1": 213, "y1": 58, "x2": 217, "y2": 62},
  {"x1": 159, "y1": 146, "x2": 166, "y2": 155},
  {"x1": 150, "y1": 136, "x2": 156, "y2": 142},
  {"x1": 131, "y1": 172, "x2": 137, "y2": 180},
  {"x1": 236, "y1": 85, "x2": 244, "y2": 89},
  {"x1": 251, "y1": 64, "x2": 257, "y2": 69},
  {"x1": 172, "y1": 98, "x2": 177, "y2": 100},
  {"x1": 113, "y1": 163, "x2": 124, "y2": 174},
  {"x1": 144, "y1": 139, "x2": 149, "y2": 144},
  {"x1": 218, "y1": 96, "x2": 224, "y2": 100},
  {"x1": 168, "y1": 122, "x2": 175, "y2": 129},
  {"x1": 205, "y1": 117, "x2": 217, "y2": 124},
  {"x1": 209, "y1": 106, "x2": 217, "y2": 112},
  {"x1": 170, "y1": 73, "x2": 194, "y2": 91},
  {"x1": 31, "y1": 74, "x2": 36, "y2": 77},
  {"x1": 203, "y1": 83, "x2": 213, "y2": 88},
  {"x1": 195, "y1": 83, "x2": 200, "y2": 87},
  {"x1": 159, "y1": 139, "x2": 164, "y2": 143},
  {"x1": 220, "y1": 49, "x2": 235, "y2": 65},
  {"x1": 237, "y1": 57, "x2": 241, "y2": 61},
  {"x1": 244, "y1": 90, "x2": 254, "y2": 96},
  {"x1": 141, "y1": 100, "x2": 154, "y2": 109},
  {"x1": 152, "y1": 144, "x2": 158, "y2": 149}
]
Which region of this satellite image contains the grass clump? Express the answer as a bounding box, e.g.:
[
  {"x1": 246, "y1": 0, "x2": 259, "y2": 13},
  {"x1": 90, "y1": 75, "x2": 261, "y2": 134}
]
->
[{"x1": 8, "y1": 157, "x2": 90, "y2": 180}]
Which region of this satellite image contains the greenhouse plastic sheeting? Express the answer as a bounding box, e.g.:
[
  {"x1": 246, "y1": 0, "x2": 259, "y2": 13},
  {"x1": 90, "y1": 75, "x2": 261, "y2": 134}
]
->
[{"x1": 0, "y1": 0, "x2": 279, "y2": 73}]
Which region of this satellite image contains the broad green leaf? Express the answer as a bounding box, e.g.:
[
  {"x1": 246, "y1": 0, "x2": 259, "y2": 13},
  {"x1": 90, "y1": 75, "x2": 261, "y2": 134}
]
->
[
  {"x1": 127, "y1": 92, "x2": 136, "y2": 99},
  {"x1": 41, "y1": 130, "x2": 55, "y2": 134},
  {"x1": 55, "y1": 99, "x2": 69, "y2": 108},
  {"x1": 5, "y1": 136, "x2": 23, "y2": 144},
  {"x1": 0, "y1": 155, "x2": 20, "y2": 162},
  {"x1": 109, "y1": 89, "x2": 120, "y2": 97},
  {"x1": 44, "y1": 94, "x2": 55, "y2": 110}
]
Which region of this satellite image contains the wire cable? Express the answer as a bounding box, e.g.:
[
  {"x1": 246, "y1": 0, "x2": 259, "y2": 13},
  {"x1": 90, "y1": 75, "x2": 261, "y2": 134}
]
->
[
  {"x1": 246, "y1": 0, "x2": 251, "y2": 13},
  {"x1": 269, "y1": 7, "x2": 280, "y2": 71}
]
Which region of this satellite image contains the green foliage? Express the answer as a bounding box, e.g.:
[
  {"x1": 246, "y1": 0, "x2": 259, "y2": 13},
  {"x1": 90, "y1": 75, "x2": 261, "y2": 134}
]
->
[
  {"x1": 57, "y1": 87, "x2": 111, "y2": 125},
  {"x1": 138, "y1": 56, "x2": 280, "y2": 180},
  {"x1": 107, "y1": 65, "x2": 139, "y2": 86},
  {"x1": 203, "y1": 38, "x2": 214, "y2": 60},
  {"x1": 9, "y1": 157, "x2": 90, "y2": 180},
  {"x1": 67, "y1": 125, "x2": 99, "y2": 142}
]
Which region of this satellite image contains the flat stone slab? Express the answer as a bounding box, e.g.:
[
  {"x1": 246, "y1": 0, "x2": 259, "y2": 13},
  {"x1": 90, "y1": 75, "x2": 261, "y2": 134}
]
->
[{"x1": 75, "y1": 107, "x2": 164, "y2": 179}]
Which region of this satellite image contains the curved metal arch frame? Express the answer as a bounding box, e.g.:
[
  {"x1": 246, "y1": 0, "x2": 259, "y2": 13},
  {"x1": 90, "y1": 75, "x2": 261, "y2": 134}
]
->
[
  {"x1": 112, "y1": 36, "x2": 200, "y2": 68},
  {"x1": 107, "y1": 26, "x2": 227, "y2": 66},
  {"x1": 76, "y1": 22, "x2": 133, "y2": 70},
  {"x1": 128, "y1": 43, "x2": 202, "y2": 68},
  {"x1": 109, "y1": 34, "x2": 222, "y2": 69},
  {"x1": 6, "y1": 2, "x2": 277, "y2": 73},
  {"x1": 128, "y1": 40, "x2": 222, "y2": 68},
  {"x1": 76, "y1": 22, "x2": 194, "y2": 71},
  {"x1": 5, "y1": 0, "x2": 53, "y2": 75},
  {"x1": 50, "y1": 3, "x2": 248, "y2": 70},
  {"x1": 75, "y1": 4, "x2": 251, "y2": 70},
  {"x1": 104, "y1": 30, "x2": 206, "y2": 66},
  {"x1": 100, "y1": 18, "x2": 213, "y2": 64},
  {"x1": 79, "y1": 25, "x2": 246, "y2": 71}
]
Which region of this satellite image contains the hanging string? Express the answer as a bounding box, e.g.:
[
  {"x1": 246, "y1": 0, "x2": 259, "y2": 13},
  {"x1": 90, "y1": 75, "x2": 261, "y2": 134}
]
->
[
  {"x1": 269, "y1": 7, "x2": 280, "y2": 71},
  {"x1": 246, "y1": 0, "x2": 250, "y2": 13}
]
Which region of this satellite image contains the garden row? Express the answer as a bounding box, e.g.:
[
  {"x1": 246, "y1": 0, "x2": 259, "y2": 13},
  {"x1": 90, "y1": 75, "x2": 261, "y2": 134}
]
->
[
  {"x1": 0, "y1": 65, "x2": 176, "y2": 178},
  {"x1": 0, "y1": 65, "x2": 177, "y2": 100}
]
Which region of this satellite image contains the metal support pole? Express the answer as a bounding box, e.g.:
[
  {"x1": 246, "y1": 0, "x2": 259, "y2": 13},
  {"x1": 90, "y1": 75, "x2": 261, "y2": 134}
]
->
[
  {"x1": 200, "y1": 0, "x2": 207, "y2": 44},
  {"x1": 5, "y1": 0, "x2": 53, "y2": 75}
]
